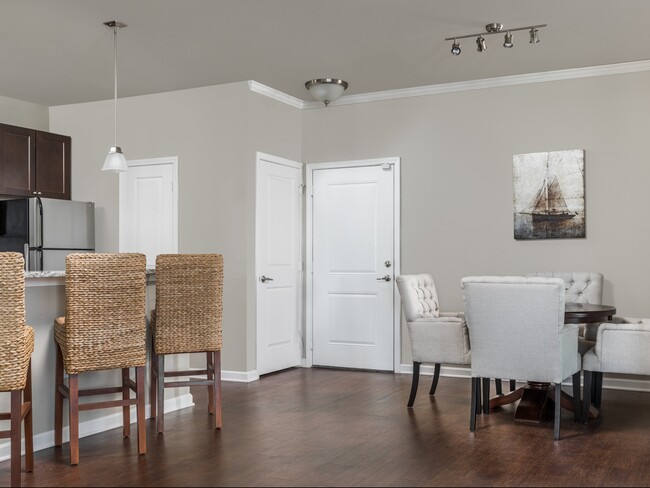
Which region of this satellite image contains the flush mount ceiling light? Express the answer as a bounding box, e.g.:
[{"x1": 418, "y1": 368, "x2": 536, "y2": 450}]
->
[
  {"x1": 445, "y1": 22, "x2": 546, "y2": 55},
  {"x1": 102, "y1": 20, "x2": 128, "y2": 173},
  {"x1": 305, "y1": 79, "x2": 349, "y2": 107}
]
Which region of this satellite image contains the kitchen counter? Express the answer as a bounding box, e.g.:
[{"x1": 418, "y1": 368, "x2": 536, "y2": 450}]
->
[{"x1": 25, "y1": 268, "x2": 156, "y2": 286}]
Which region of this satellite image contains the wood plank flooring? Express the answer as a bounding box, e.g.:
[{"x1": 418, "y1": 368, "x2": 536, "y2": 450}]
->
[{"x1": 2, "y1": 367, "x2": 650, "y2": 486}]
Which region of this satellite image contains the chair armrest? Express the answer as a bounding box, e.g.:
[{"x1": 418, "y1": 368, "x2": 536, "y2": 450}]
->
[
  {"x1": 412, "y1": 316, "x2": 464, "y2": 324},
  {"x1": 439, "y1": 311, "x2": 465, "y2": 319}
]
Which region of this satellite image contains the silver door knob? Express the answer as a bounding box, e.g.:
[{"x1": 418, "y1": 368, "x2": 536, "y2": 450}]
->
[
  {"x1": 260, "y1": 275, "x2": 274, "y2": 283},
  {"x1": 377, "y1": 275, "x2": 392, "y2": 282}
]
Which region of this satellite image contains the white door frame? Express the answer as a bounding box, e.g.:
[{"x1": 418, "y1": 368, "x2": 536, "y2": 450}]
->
[
  {"x1": 255, "y1": 152, "x2": 304, "y2": 372},
  {"x1": 306, "y1": 157, "x2": 401, "y2": 372},
  {"x1": 118, "y1": 156, "x2": 179, "y2": 254}
]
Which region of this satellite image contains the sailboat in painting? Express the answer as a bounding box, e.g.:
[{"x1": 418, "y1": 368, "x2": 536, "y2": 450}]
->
[{"x1": 522, "y1": 156, "x2": 577, "y2": 221}]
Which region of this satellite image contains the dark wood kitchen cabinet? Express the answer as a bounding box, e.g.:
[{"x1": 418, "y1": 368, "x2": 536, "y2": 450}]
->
[{"x1": 0, "y1": 123, "x2": 71, "y2": 200}]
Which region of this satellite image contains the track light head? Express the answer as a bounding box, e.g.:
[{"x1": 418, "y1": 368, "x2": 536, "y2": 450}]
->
[
  {"x1": 476, "y1": 36, "x2": 487, "y2": 52},
  {"x1": 503, "y1": 31, "x2": 513, "y2": 48},
  {"x1": 529, "y1": 28, "x2": 539, "y2": 44},
  {"x1": 451, "y1": 39, "x2": 461, "y2": 55}
]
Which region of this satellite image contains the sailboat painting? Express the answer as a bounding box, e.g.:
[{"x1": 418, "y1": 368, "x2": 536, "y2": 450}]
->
[{"x1": 513, "y1": 150, "x2": 585, "y2": 239}]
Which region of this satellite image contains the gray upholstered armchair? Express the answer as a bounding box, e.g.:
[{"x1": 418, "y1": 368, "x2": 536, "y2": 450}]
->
[
  {"x1": 396, "y1": 274, "x2": 470, "y2": 407},
  {"x1": 582, "y1": 317, "x2": 650, "y2": 421},
  {"x1": 461, "y1": 276, "x2": 581, "y2": 440}
]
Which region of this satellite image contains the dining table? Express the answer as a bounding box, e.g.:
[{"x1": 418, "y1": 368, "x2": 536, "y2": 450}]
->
[{"x1": 488, "y1": 303, "x2": 616, "y2": 422}]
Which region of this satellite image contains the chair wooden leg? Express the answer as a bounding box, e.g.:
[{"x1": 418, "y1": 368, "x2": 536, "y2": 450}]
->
[
  {"x1": 429, "y1": 363, "x2": 441, "y2": 395},
  {"x1": 214, "y1": 350, "x2": 222, "y2": 429},
  {"x1": 572, "y1": 371, "x2": 581, "y2": 422},
  {"x1": 482, "y1": 378, "x2": 490, "y2": 414},
  {"x1": 156, "y1": 354, "x2": 165, "y2": 434},
  {"x1": 54, "y1": 345, "x2": 63, "y2": 447},
  {"x1": 554, "y1": 382, "x2": 561, "y2": 441},
  {"x1": 150, "y1": 341, "x2": 158, "y2": 420},
  {"x1": 582, "y1": 370, "x2": 593, "y2": 424},
  {"x1": 122, "y1": 368, "x2": 131, "y2": 438},
  {"x1": 495, "y1": 379, "x2": 503, "y2": 396},
  {"x1": 407, "y1": 362, "x2": 420, "y2": 407},
  {"x1": 594, "y1": 372, "x2": 603, "y2": 408},
  {"x1": 475, "y1": 377, "x2": 481, "y2": 415},
  {"x1": 11, "y1": 390, "x2": 21, "y2": 488},
  {"x1": 68, "y1": 374, "x2": 79, "y2": 466},
  {"x1": 24, "y1": 362, "x2": 33, "y2": 473},
  {"x1": 207, "y1": 351, "x2": 215, "y2": 415},
  {"x1": 510, "y1": 379, "x2": 516, "y2": 391},
  {"x1": 470, "y1": 377, "x2": 478, "y2": 432},
  {"x1": 136, "y1": 366, "x2": 146, "y2": 455}
]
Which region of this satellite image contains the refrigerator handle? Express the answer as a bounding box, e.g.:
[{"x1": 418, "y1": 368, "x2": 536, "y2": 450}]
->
[
  {"x1": 36, "y1": 196, "x2": 44, "y2": 248},
  {"x1": 23, "y1": 243, "x2": 29, "y2": 271}
]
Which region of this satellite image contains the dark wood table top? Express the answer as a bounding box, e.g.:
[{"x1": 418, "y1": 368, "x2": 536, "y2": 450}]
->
[{"x1": 564, "y1": 303, "x2": 616, "y2": 324}]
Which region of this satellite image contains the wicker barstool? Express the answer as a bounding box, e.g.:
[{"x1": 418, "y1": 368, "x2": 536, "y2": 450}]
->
[
  {"x1": 0, "y1": 253, "x2": 34, "y2": 487},
  {"x1": 150, "y1": 254, "x2": 223, "y2": 433},
  {"x1": 54, "y1": 253, "x2": 147, "y2": 465}
]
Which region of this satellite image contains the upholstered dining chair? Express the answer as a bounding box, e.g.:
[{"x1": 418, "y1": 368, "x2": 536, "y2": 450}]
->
[
  {"x1": 396, "y1": 274, "x2": 470, "y2": 407},
  {"x1": 54, "y1": 253, "x2": 147, "y2": 465},
  {"x1": 582, "y1": 317, "x2": 650, "y2": 422},
  {"x1": 0, "y1": 253, "x2": 34, "y2": 487},
  {"x1": 461, "y1": 276, "x2": 581, "y2": 440},
  {"x1": 150, "y1": 254, "x2": 223, "y2": 433}
]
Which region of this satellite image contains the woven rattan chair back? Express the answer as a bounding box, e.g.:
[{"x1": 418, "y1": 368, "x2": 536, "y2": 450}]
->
[
  {"x1": 0, "y1": 252, "x2": 32, "y2": 391},
  {"x1": 154, "y1": 254, "x2": 223, "y2": 355},
  {"x1": 59, "y1": 253, "x2": 147, "y2": 374}
]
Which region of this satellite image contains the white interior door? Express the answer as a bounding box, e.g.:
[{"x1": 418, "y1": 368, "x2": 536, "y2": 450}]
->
[
  {"x1": 312, "y1": 164, "x2": 395, "y2": 371},
  {"x1": 119, "y1": 157, "x2": 178, "y2": 265},
  {"x1": 256, "y1": 153, "x2": 303, "y2": 375}
]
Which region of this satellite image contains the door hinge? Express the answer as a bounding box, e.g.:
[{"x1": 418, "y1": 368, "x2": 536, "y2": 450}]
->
[
  {"x1": 298, "y1": 184, "x2": 305, "y2": 195},
  {"x1": 381, "y1": 162, "x2": 393, "y2": 171}
]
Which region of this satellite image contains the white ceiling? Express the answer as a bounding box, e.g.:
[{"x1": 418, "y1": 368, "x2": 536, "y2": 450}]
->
[{"x1": 3, "y1": 0, "x2": 650, "y2": 106}]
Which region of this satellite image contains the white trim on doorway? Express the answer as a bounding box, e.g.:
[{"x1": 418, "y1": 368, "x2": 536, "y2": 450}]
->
[
  {"x1": 118, "y1": 156, "x2": 179, "y2": 255},
  {"x1": 305, "y1": 157, "x2": 401, "y2": 372}
]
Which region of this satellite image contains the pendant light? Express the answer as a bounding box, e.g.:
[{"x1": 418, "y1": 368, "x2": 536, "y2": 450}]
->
[{"x1": 102, "y1": 20, "x2": 128, "y2": 172}]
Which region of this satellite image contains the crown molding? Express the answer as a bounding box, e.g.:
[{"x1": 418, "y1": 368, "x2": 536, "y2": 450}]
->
[
  {"x1": 248, "y1": 80, "x2": 304, "y2": 109},
  {"x1": 249, "y1": 60, "x2": 650, "y2": 110}
]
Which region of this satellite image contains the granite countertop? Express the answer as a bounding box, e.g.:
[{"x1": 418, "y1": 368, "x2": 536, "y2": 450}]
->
[{"x1": 25, "y1": 268, "x2": 156, "y2": 279}]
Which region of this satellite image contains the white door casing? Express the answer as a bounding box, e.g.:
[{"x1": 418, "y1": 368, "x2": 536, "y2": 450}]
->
[
  {"x1": 119, "y1": 157, "x2": 178, "y2": 264},
  {"x1": 256, "y1": 153, "x2": 303, "y2": 375},
  {"x1": 308, "y1": 159, "x2": 400, "y2": 372}
]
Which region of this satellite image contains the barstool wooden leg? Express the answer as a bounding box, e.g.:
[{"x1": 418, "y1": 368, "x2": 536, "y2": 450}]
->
[
  {"x1": 214, "y1": 350, "x2": 222, "y2": 429},
  {"x1": 136, "y1": 366, "x2": 146, "y2": 455},
  {"x1": 156, "y1": 355, "x2": 165, "y2": 434},
  {"x1": 68, "y1": 374, "x2": 79, "y2": 466},
  {"x1": 11, "y1": 390, "x2": 21, "y2": 487},
  {"x1": 122, "y1": 368, "x2": 131, "y2": 438},
  {"x1": 24, "y1": 362, "x2": 33, "y2": 473},
  {"x1": 150, "y1": 341, "x2": 158, "y2": 419},
  {"x1": 207, "y1": 352, "x2": 214, "y2": 415},
  {"x1": 54, "y1": 345, "x2": 63, "y2": 447}
]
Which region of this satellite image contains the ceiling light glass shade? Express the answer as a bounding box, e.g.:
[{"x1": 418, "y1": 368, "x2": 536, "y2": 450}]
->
[
  {"x1": 305, "y1": 79, "x2": 349, "y2": 106},
  {"x1": 476, "y1": 36, "x2": 487, "y2": 52},
  {"x1": 503, "y1": 32, "x2": 513, "y2": 48},
  {"x1": 529, "y1": 28, "x2": 539, "y2": 43},
  {"x1": 451, "y1": 40, "x2": 461, "y2": 55},
  {"x1": 102, "y1": 146, "x2": 128, "y2": 172}
]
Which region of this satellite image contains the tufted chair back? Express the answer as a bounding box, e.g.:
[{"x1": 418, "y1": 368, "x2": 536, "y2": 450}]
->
[
  {"x1": 395, "y1": 274, "x2": 440, "y2": 322},
  {"x1": 526, "y1": 272, "x2": 603, "y2": 305}
]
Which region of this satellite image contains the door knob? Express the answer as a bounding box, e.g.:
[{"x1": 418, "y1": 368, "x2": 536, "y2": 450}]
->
[
  {"x1": 377, "y1": 275, "x2": 392, "y2": 282},
  {"x1": 260, "y1": 275, "x2": 274, "y2": 283}
]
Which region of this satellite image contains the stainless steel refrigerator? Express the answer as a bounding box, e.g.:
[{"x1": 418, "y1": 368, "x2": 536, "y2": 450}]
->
[{"x1": 0, "y1": 197, "x2": 95, "y2": 271}]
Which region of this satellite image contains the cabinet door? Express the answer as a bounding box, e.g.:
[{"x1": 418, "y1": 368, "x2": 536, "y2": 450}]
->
[
  {"x1": 0, "y1": 124, "x2": 36, "y2": 196},
  {"x1": 35, "y1": 131, "x2": 71, "y2": 200}
]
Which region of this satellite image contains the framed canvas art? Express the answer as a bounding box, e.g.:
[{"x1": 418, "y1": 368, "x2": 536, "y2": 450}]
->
[{"x1": 513, "y1": 150, "x2": 585, "y2": 240}]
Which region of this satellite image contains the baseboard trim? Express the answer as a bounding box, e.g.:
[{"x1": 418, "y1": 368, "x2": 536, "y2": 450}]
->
[
  {"x1": 399, "y1": 363, "x2": 650, "y2": 392},
  {"x1": 0, "y1": 393, "x2": 194, "y2": 462},
  {"x1": 220, "y1": 370, "x2": 260, "y2": 382}
]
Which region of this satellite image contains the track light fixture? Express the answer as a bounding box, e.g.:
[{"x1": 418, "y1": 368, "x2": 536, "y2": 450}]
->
[{"x1": 445, "y1": 22, "x2": 546, "y2": 55}]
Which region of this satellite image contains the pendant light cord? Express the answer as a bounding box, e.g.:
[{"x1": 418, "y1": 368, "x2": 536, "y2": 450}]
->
[{"x1": 113, "y1": 25, "x2": 118, "y2": 148}]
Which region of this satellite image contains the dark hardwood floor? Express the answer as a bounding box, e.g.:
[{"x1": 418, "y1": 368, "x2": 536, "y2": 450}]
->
[{"x1": 2, "y1": 367, "x2": 650, "y2": 486}]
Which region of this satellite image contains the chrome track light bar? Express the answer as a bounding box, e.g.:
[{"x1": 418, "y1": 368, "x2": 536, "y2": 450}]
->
[{"x1": 445, "y1": 22, "x2": 546, "y2": 54}]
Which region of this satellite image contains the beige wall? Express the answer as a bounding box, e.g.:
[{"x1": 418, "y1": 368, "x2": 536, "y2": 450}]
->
[
  {"x1": 49, "y1": 82, "x2": 301, "y2": 373},
  {"x1": 302, "y1": 71, "x2": 650, "y2": 363},
  {"x1": 0, "y1": 94, "x2": 49, "y2": 130}
]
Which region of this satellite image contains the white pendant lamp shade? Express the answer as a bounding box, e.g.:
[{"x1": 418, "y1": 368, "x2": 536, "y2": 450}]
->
[
  {"x1": 102, "y1": 146, "x2": 128, "y2": 172},
  {"x1": 305, "y1": 79, "x2": 348, "y2": 106},
  {"x1": 102, "y1": 20, "x2": 128, "y2": 173}
]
